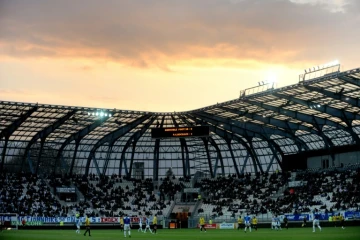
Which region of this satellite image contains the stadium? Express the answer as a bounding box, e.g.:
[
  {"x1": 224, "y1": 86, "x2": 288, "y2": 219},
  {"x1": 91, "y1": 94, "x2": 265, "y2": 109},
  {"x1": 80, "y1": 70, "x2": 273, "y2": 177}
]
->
[
  {"x1": 1, "y1": 0, "x2": 360, "y2": 239},
  {"x1": 1, "y1": 64, "x2": 360, "y2": 240}
]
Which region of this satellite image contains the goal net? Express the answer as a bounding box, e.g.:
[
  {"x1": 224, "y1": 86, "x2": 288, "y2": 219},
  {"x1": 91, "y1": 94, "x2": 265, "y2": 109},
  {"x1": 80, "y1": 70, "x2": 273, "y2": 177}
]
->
[{"x1": 0, "y1": 213, "x2": 19, "y2": 230}]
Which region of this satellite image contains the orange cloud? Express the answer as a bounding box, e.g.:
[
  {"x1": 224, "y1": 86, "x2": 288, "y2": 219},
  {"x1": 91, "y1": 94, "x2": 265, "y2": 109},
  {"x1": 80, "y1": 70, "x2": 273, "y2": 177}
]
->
[{"x1": 0, "y1": 0, "x2": 359, "y2": 71}]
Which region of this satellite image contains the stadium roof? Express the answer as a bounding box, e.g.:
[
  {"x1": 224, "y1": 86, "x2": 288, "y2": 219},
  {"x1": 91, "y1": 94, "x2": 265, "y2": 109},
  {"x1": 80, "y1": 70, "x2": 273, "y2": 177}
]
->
[{"x1": 1, "y1": 67, "x2": 360, "y2": 179}]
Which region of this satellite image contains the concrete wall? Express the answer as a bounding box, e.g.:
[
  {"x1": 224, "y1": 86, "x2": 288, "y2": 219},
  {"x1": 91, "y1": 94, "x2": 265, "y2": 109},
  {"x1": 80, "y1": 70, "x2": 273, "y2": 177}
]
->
[{"x1": 307, "y1": 151, "x2": 360, "y2": 169}]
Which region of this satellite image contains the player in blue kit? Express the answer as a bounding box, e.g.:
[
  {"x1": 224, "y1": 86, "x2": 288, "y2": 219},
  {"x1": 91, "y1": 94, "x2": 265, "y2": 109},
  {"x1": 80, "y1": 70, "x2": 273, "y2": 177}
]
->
[
  {"x1": 244, "y1": 214, "x2": 252, "y2": 233},
  {"x1": 123, "y1": 215, "x2": 131, "y2": 238},
  {"x1": 312, "y1": 213, "x2": 322, "y2": 233}
]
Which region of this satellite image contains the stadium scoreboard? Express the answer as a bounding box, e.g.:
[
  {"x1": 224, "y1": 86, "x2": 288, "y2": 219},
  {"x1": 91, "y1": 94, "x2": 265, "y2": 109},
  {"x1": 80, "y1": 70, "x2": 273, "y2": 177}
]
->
[{"x1": 151, "y1": 126, "x2": 210, "y2": 139}]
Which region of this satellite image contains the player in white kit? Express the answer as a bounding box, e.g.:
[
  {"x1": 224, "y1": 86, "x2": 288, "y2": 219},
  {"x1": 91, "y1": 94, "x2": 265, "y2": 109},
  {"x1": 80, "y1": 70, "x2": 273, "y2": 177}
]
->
[
  {"x1": 138, "y1": 216, "x2": 144, "y2": 232},
  {"x1": 75, "y1": 214, "x2": 81, "y2": 234},
  {"x1": 144, "y1": 216, "x2": 152, "y2": 233}
]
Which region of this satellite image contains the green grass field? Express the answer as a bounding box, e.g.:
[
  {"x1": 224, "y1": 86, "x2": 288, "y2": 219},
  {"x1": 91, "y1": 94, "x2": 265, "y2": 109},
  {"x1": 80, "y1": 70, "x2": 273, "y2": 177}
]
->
[{"x1": 1, "y1": 227, "x2": 360, "y2": 240}]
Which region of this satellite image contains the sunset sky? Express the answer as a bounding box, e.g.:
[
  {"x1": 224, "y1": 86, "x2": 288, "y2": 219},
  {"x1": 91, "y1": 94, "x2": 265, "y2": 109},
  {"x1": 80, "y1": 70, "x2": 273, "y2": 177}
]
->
[{"x1": 1, "y1": 0, "x2": 359, "y2": 112}]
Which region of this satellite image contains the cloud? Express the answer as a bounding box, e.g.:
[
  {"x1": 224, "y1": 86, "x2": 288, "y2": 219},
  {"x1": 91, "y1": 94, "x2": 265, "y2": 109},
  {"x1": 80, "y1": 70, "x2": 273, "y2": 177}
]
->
[
  {"x1": 0, "y1": 0, "x2": 359, "y2": 70},
  {"x1": 0, "y1": 88, "x2": 36, "y2": 98}
]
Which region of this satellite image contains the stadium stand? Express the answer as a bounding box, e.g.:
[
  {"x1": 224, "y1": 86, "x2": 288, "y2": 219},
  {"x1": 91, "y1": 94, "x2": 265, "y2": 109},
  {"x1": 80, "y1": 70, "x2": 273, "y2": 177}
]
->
[{"x1": 1, "y1": 66, "x2": 360, "y2": 227}]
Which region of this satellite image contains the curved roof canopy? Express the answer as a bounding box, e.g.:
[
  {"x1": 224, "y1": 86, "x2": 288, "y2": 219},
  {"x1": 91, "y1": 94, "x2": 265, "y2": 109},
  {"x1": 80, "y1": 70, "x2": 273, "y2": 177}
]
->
[{"x1": 1, "y1": 67, "x2": 360, "y2": 178}]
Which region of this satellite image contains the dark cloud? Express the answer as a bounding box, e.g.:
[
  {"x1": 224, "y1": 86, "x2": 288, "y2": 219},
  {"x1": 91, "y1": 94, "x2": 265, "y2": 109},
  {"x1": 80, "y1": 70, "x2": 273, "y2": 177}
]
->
[{"x1": 0, "y1": 0, "x2": 359, "y2": 68}]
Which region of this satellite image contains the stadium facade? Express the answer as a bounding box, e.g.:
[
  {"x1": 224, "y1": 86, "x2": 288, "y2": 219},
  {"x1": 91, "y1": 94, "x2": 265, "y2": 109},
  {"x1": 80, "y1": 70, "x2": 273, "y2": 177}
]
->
[{"x1": 1, "y1": 67, "x2": 360, "y2": 179}]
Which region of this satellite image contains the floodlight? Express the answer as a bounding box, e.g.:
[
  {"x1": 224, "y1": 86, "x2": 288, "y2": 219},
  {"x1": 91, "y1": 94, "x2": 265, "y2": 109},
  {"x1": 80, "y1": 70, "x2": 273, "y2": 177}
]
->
[
  {"x1": 317, "y1": 104, "x2": 320, "y2": 107},
  {"x1": 100, "y1": 112, "x2": 104, "y2": 117},
  {"x1": 105, "y1": 113, "x2": 108, "y2": 117},
  {"x1": 96, "y1": 112, "x2": 99, "y2": 116},
  {"x1": 109, "y1": 114, "x2": 112, "y2": 117},
  {"x1": 88, "y1": 112, "x2": 90, "y2": 116}
]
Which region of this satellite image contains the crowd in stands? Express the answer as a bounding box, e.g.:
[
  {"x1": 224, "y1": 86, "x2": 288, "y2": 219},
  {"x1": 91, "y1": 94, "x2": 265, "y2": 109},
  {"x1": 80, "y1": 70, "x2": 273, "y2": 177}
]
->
[
  {"x1": 281, "y1": 168, "x2": 360, "y2": 215},
  {"x1": 0, "y1": 172, "x2": 61, "y2": 217},
  {"x1": 195, "y1": 168, "x2": 360, "y2": 220},
  {"x1": 1, "y1": 166, "x2": 359, "y2": 221},
  {"x1": 70, "y1": 173, "x2": 174, "y2": 218},
  {"x1": 195, "y1": 171, "x2": 289, "y2": 217},
  {"x1": 158, "y1": 176, "x2": 185, "y2": 201}
]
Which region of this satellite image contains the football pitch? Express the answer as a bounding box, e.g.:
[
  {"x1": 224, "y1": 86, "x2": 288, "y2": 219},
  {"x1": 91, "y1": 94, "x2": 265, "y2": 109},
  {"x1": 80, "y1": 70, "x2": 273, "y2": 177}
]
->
[{"x1": 1, "y1": 227, "x2": 360, "y2": 240}]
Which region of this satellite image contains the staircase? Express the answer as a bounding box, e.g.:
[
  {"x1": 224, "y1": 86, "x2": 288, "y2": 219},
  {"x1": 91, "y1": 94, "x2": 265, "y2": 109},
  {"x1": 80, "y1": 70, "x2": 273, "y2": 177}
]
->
[
  {"x1": 192, "y1": 200, "x2": 202, "y2": 216},
  {"x1": 165, "y1": 201, "x2": 176, "y2": 218},
  {"x1": 271, "y1": 183, "x2": 288, "y2": 200},
  {"x1": 71, "y1": 183, "x2": 85, "y2": 202}
]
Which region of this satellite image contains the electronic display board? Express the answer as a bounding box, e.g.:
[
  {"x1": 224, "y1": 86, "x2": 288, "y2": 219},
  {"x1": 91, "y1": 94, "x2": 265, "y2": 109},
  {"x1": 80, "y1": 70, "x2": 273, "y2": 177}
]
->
[{"x1": 151, "y1": 126, "x2": 210, "y2": 139}]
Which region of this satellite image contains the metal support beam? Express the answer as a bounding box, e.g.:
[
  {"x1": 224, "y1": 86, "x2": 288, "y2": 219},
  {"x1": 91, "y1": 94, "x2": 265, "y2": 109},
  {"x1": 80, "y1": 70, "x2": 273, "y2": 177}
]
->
[
  {"x1": 123, "y1": 156, "x2": 128, "y2": 176},
  {"x1": 208, "y1": 137, "x2": 225, "y2": 176},
  {"x1": 60, "y1": 155, "x2": 69, "y2": 174},
  {"x1": 240, "y1": 153, "x2": 250, "y2": 174},
  {"x1": 245, "y1": 98, "x2": 350, "y2": 151},
  {"x1": 266, "y1": 140, "x2": 284, "y2": 171},
  {"x1": 69, "y1": 141, "x2": 80, "y2": 175},
  {"x1": 35, "y1": 138, "x2": 45, "y2": 174},
  {"x1": 186, "y1": 114, "x2": 264, "y2": 176},
  {"x1": 246, "y1": 137, "x2": 264, "y2": 174},
  {"x1": 1, "y1": 106, "x2": 38, "y2": 172},
  {"x1": 119, "y1": 117, "x2": 156, "y2": 176},
  {"x1": 171, "y1": 115, "x2": 190, "y2": 178},
  {"x1": 340, "y1": 110, "x2": 360, "y2": 145},
  {"x1": 219, "y1": 105, "x2": 314, "y2": 152},
  {"x1": 219, "y1": 105, "x2": 315, "y2": 134},
  {"x1": 311, "y1": 116, "x2": 334, "y2": 149},
  {"x1": 153, "y1": 116, "x2": 165, "y2": 181},
  {"x1": 177, "y1": 115, "x2": 194, "y2": 177},
  {"x1": 202, "y1": 138, "x2": 214, "y2": 178},
  {"x1": 299, "y1": 85, "x2": 360, "y2": 144},
  {"x1": 85, "y1": 115, "x2": 151, "y2": 176},
  {"x1": 273, "y1": 93, "x2": 339, "y2": 148},
  {"x1": 245, "y1": 98, "x2": 347, "y2": 133},
  {"x1": 0, "y1": 106, "x2": 38, "y2": 139},
  {"x1": 102, "y1": 143, "x2": 114, "y2": 175},
  {"x1": 273, "y1": 91, "x2": 360, "y2": 144},
  {"x1": 226, "y1": 139, "x2": 240, "y2": 177},
  {"x1": 153, "y1": 140, "x2": 160, "y2": 180},
  {"x1": 338, "y1": 75, "x2": 360, "y2": 87},
  {"x1": 303, "y1": 84, "x2": 359, "y2": 108},
  {"x1": 21, "y1": 110, "x2": 77, "y2": 172},
  {"x1": 214, "y1": 154, "x2": 219, "y2": 176},
  {"x1": 27, "y1": 150, "x2": 35, "y2": 174},
  {"x1": 180, "y1": 144, "x2": 188, "y2": 177},
  {"x1": 0, "y1": 137, "x2": 9, "y2": 172},
  {"x1": 192, "y1": 111, "x2": 309, "y2": 152},
  {"x1": 266, "y1": 155, "x2": 276, "y2": 173},
  {"x1": 55, "y1": 117, "x2": 108, "y2": 174},
  {"x1": 92, "y1": 157, "x2": 101, "y2": 176},
  {"x1": 127, "y1": 143, "x2": 136, "y2": 178}
]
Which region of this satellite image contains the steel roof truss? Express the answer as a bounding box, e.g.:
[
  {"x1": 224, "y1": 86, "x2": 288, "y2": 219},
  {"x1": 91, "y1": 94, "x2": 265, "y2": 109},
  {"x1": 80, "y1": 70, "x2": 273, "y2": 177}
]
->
[{"x1": 85, "y1": 115, "x2": 151, "y2": 175}]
